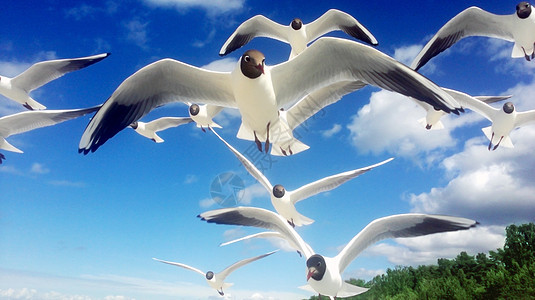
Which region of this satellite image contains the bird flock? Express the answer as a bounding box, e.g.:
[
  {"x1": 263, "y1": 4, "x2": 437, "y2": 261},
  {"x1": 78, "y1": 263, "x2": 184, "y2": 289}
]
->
[{"x1": 2, "y1": 3, "x2": 535, "y2": 299}]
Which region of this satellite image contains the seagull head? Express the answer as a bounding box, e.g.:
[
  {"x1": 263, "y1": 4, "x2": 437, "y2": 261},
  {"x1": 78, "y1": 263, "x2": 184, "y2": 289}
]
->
[
  {"x1": 272, "y1": 184, "x2": 286, "y2": 198},
  {"x1": 291, "y1": 18, "x2": 303, "y2": 30},
  {"x1": 205, "y1": 271, "x2": 215, "y2": 280},
  {"x1": 189, "y1": 103, "x2": 200, "y2": 116},
  {"x1": 503, "y1": 102, "x2": 515, "y2": 114},
  {"x1": 306, "y1": 254, "x2": 326, "y2": 281},
  {"x1": 516, "y1": 2, "x2": 532, "y2": 19},
  {"x1": 240, "y1": 50, "x2": 265, "y2": 79}
]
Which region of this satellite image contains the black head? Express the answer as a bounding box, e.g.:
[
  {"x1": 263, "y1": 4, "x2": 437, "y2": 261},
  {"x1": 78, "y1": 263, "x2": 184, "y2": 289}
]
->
[
  {"x1": 272, "y1": 184, "x2": 285, "y2": 198},
  {"x1": 517, "y1": 2, "x2": 532, "y2": 18},
  {"x1": 291, "y1": 18, "x2": 303, "y2": 30},
  {"x1": 206, "y1": 271, "x2": 214, "y2": 280},
  {"x1": 503, "y1": 102, "x2": 515, "y2": 114},
  {"x1": 306, "y1": 254, "x2": 326, "y2": 281},
  {"x1": 189, "y1": 104, "x2": 200, "y2": 116},
  {"x1": 240, "y1": 50, "x2": 265, "y2": 79},
  {"x1": 130, "y1": 121, "x2": 138, "y2": 129}
]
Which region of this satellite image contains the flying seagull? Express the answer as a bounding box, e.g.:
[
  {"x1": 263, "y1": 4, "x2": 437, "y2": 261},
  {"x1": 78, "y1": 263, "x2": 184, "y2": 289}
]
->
[
  {"x1": 130, "y1": 103, "x2": 224, "y2": 142},
  {"x1": 152, "y1": 250, "x2": 277, "y2": 296},
  {"x1": 187, "y1": 103, "x2": 224, "y2": 132},
  {"x1": 0, "y1": 53, "x2": 110, "y2": 110},
  {"x1": 129, "y1": 117, "x2": 194, "y2": 143},
  {"x1": 459, "y1": 98, "x2": 535, "y2": 150},
  {"x1": 414, "y1": 88, "x2": 512, "y2": 130},
  {"x1": 213, "y1": 128, "x2": 393, "y2": 227},
  {"x1": 79, "y1": 37, "x2": 462, "y2": 155},
  {"x1": 219, "y1": 9, "x2": 378, "y2": 59},
  {"x1": 412, "y1": 2, "x2": 535, "y2": 71},
  {"x1": 0, "y1": 105, "x2": 101, "y2": 164},
  {"x1": 198, "y1": 206, "x2": 478, "y2": 299}
]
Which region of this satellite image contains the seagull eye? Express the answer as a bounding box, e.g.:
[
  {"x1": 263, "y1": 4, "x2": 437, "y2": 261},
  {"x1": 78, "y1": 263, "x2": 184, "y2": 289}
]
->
[{"x1": 244, "y1": 55, "x2": 251, "y2": 62}]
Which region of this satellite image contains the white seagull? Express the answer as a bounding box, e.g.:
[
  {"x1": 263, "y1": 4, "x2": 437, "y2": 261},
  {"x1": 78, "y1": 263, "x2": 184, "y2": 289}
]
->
[
  {"x1": 412, "y1": 2, "x2": 535, "y2": 71},
  {"x1": 219, "y1": 9, "x2": 378, "y2": 59},
  {"x1": 213, "y1": 129, "x2": 393, "y2": 227},
  {"x1": 152, "y1": 250, "x2": 277, "y2": 296},
  {"x1": 129, "y1": 117, "x2": 194, "y2": 143},
  {"x1": 459, "y1": 98, "x2": 535, "y2": 150},
  {"x1": 188, "y1": 103, "x2": 224, "y2": 131},
  {"x1": 0, "y1": 53, "x2": 110, "y2": 110},
  {"x1": 220, "y1": 231, "x2": 314, "y2": 257},
  {"x1": 79, "y1": 37, "x2": 462, "y2": 155},
  {"x1": 198, "y1": 206, "x2": 478, "y2": 299},
  {"x1": 130, "y1": 103, "x2": 224, "y2": 142},
  {"x1": 0, "y1": 105, "x2": 100, "y2": 164},
  {"x1": 414, "y1": 88, "x2": 512, "y2": 130}
]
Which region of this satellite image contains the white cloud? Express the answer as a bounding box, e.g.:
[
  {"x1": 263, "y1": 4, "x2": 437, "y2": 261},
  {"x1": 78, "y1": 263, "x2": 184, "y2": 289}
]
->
[
  {"x1": 240, "y1": 183, "x2": 268, "y2": 206},
  {"x1": 347, "y1": 90, "x2": 457, "y2": 163},
  {"x1": 320, "y1": 123, "x2": 341, "y2": 138},
  {"x1": 343, "y1": 268, "x2": 385, "y2": 281},
  {"x1": 142, "y1": 0, "x2": 245, "y2": 15},
  {"x1": 124, "y1": 19, "x2": 149, "y2": 50},
  {"x1": 184, "y1": 174, "x2": 198, "y2": 184},
  {"x1": 30, "y1": 163, "x2": 50, "y2": 174},
  {"x1": 393, "y1": 44, "x2": 422, "y2": 66}
]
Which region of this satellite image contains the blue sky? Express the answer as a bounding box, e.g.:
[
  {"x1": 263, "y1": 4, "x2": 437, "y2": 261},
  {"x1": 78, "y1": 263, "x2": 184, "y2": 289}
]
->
[{"x1": 1, "y1": 0, "x2": 535, "y2": 299}]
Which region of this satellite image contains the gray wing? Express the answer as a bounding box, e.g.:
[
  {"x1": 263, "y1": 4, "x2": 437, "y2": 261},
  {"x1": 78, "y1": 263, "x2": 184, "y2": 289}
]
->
[
  {"x1": 144, "y1": 117, "x2": 194, "y2": 132},
  {"x1": 219, "y1": 15, "x2": 289, "y2": 56},
  {"x1": 152, "y1": 258, "x2": 205, "y2": 276},
  {"x1": 271, "y1": 37, "x2": 462, "y2": 115},
  {"x1": 449, "y1": 90, "x2": 499, "y2": 121},
  {"x1": 305, "y1": 9, "x2": 378, "y2": 46},
  {"x1": 0, "y1": 105, "x2": 100, "y2": 138},
  {"x1": 285, "y1": 80, "x2": 367, "y2": 130},
  {"x1": 11, "y1": 53, "x2": 110, "y2": 92},
  {"x1": 78, "y1": 58, "x2": 235, "y2": 154},
  {"x1": 336, "y1": 214, "x2": 478, "y2": 273},
  {"x1": 411, "y1": 7, "x2": 514, "y2": 70},
  {"x1": 218, "y1": 250, "x2": 278, "y2": 281},
  {"x1": 212, "y1": 130, "x2": 273, "y2": 192},
  {"x1": 290, "y1": 158, "x2": 394, "y2": 204},
  {"x1": 198, "y1": 206, "x2": 314, "y2": 259}
]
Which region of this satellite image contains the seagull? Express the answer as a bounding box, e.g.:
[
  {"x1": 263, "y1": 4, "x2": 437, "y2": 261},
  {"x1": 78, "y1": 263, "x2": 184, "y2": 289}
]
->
[
  {"x1": 458, "y1": 98, "x2": 535, "y2": 150},
  {"x1": 0, "y1": 105, "x2": 101, "y2": 164},
  {"x1": 414, "y1": 88, "x2": 512, "y2": 130},
  {"x1": 188, "y1": 103, "x2": 224, "y2": 132},
  {"x1": 219, "y1": 9, "x2": 378, "y2": 59},
  {"x1": 0, "y1": 53, "x2": 110, "y2": 110},
  {"x1": 129, "y1": 117, "x2": 194, "y2": 143},
  {"x1": 411, "y1": 2, "x2": 535, "y2": 71},
  {"x1": 152, "y1": 250, "x2": 277, "y2": 296},
  {"x1": 79, "y1": 37, "x2": 462, "y2": 155},
  {"x1": 198, "y1": 206, "x2": 478, "y2": 299},
  {"x1": 213, "y1": 129, "x2": 393, "y2": 227}
]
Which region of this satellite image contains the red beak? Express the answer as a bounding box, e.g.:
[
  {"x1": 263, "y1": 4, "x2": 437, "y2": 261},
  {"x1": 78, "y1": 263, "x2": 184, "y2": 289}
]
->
[
  {"x1": 306, "y1": 269, "x2": 315, "y2": 281},
  {"x1": 255, "y1": 64, "x2": 264, "y2": 74}
]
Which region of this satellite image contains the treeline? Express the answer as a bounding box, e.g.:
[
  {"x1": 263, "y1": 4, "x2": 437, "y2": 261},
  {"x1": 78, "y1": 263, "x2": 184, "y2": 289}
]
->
[{"x1": 308, "y1": 223, "x2": 535, "y2": 300}]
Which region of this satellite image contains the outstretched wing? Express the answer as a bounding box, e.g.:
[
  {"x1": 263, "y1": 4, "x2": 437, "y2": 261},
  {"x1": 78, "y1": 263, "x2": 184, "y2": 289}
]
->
[
  {"x1": 290, "y1": 158, "x2": 394, "y2": 204},
  {"x1": 199, "y1": 206, "x2": 314, "y2": 259},
  {"x1": 152, "y1": 258, "x2": 206, "y2": 277},
  {"x1": 411, "y1": 7, "x2": 514, "y2": 70},
  {"x1": 305, "y1": 9, "x2": 378, "y2": 46},
  {"x1": 0, "y1": 105, "x2": 100, "y2": 138},
  {"x1": 12, "y1": 53, "x2": 110, "y2": 92},
  {"x1": 271, "y1": 37, "x2": 461, "y2": 115},
  {"x1": 218, "y1": 250, "x2": 278, "y2": 281},
  {"x1": 219, "y1": 15, "x2": 289, "y2": 56},
  {"x1": 144, "y1": 117, "x2": 194, "y2": 132},
  {"x1": 336, "y1": 214, "x2": 478, "y2": 273},
  {"x1": 78, "y1": 58, "x2": 235, "y2": 154},
  {"x1": 212, "y1": 130, "x2": 273, "y2": 192}
]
